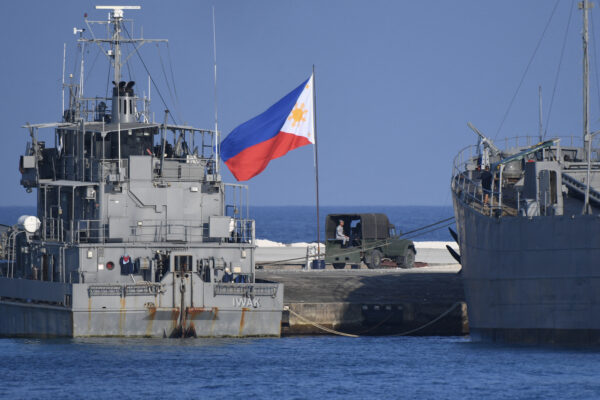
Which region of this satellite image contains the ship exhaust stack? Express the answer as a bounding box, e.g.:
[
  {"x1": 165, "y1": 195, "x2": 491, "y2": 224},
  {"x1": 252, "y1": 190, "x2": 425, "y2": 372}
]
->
[{"x1": 112, "y1": 80, "x2": 136, "y2": 123}]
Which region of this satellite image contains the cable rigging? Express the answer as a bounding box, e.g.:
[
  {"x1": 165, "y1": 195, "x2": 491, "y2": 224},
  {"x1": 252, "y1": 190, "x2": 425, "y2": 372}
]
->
[
  {"x1": 104, "y1": 60, "x2": 112, "y2": 100},
  {"x1": 494, "y1": 0, "x2": 561, "y2": 141},
  {"x1": 167, "y1": 43, "x2": 181, "y2": 108},
  {"x1": 157, "y1": 42, "x2": 184, "y2": 124},
  {"x1": 590, "y1": 7, "x2": 600, "y2": 133},
  {"x1": 402, "y1": 221, "x2": 456, "y2": 241},
  {"x1": 544, "y1": 0, "x2": 574, "y2": 139},
  {"x1": 397, "y1": 217, "x2": 455, "y2": 238},
  {"x1": 83, "y1": 46, "x2": 102, "y2": 86},
  {"x1": 121, "y1": 24, "x2": 179, "y2": 126}
]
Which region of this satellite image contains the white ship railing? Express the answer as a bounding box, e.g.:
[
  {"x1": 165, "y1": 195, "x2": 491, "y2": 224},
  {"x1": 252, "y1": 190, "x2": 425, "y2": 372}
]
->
[
  {"x1": 125, "y1": 218, "x2": 254, "y2": 244},
  {"x1": 70, "y1": 96, "x2": 148, "y2": 124},
  {"x1": 451, "y1": 135, "x2": 582, "y2": 217},
  {"x1": 95, "y1": 157, "x2": 218, "y2": 182},
  {"x1": 42, "y1": 217, "x2": 255, "y2": 245},
  {"x1": 214, "y1": 283, "x2": 279, "y2": 297},
  {"x1": 494, "y1": 135, "x2": 584, "y2": 151}
]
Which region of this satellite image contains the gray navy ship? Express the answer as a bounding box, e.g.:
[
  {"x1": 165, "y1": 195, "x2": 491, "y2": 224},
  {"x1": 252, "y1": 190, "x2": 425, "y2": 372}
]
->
[
  {"x1": 452, "y1": 1, "x2": 600, "y2": 345},
  {"x1": 0, "y1": 5, "x2": 283, "y2": 337}
]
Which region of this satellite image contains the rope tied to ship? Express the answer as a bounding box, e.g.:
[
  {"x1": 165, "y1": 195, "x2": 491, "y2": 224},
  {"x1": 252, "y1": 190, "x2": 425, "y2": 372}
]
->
[
  {"x1": 284, "y1": 301, "x2": 462, "y2": 338},
  {"x1": 285, "y1": 307, "x2": 359, "y2": 338},
  {"x1": 393, "y1": 302, "x2": 461, "y2": 336}
]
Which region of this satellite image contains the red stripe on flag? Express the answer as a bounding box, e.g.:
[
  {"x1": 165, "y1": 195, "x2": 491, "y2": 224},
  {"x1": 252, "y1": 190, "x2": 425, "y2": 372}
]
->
[{"x1": 224, "y1": 131, "x2": 311, "y2": 181}]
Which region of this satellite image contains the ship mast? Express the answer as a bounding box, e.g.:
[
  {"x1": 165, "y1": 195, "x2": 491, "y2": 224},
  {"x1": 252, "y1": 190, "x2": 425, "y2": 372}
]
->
[
  {"x1": 82, "y1": 6, "x2": 166, "y2": 86},
  {"x1": 95, "y1": 5, "x2": 139, "y2": 83},
  {"x1": 79, "y1": 5, "x2": 167, "y2": 127},
  {"x1": 582, "y1": 0, "x2": 597, "y2": 214},
  {"x1": 582, "y1": 0, "x2": 591, "y2": 159}
]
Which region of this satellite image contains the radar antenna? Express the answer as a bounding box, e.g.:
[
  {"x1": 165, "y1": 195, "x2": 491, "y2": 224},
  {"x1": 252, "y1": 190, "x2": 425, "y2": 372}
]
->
[{"x1": 93, "y1": 6, "x2": 141, "y2": 83}]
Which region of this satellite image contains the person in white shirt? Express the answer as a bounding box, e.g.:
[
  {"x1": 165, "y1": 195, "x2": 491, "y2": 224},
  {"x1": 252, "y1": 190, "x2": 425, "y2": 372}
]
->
[{"x1": 336, "y1": 220, "x2": 349, "y2": 247}]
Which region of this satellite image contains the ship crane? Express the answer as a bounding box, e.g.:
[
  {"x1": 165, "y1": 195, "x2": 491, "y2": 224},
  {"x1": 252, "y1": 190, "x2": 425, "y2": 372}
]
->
[{"x1": 467, "y1": 122, "x2": 500, "y2": 168}]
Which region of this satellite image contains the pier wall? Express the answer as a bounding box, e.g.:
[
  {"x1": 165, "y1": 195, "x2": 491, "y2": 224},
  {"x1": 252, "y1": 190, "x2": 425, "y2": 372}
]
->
[{"x1": 258, "y1": 266, "x2": 468, "y2": 336}]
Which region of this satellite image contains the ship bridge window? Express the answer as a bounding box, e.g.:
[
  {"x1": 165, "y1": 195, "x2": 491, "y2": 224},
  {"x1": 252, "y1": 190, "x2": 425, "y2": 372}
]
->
[{"x1": 106, "y1": 129, "x2": 155, "y2": 158}]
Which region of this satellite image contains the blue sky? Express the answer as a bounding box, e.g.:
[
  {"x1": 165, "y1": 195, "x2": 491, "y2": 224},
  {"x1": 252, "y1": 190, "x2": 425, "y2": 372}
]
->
[{"x1": 0, "y1": 0, "x2": 597, "y2": 206}]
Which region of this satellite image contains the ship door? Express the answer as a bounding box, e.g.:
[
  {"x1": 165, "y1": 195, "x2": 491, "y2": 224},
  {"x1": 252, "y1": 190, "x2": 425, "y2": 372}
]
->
[
  {"x1": 171, "y1": 254, "x2": 195, "y2": 337},
  {"x1": 41, "y1": 254, "x2": 50, "y2": 281}
]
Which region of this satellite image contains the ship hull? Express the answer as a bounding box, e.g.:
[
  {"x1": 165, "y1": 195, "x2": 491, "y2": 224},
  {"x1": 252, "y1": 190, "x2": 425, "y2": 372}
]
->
[
  {"x1": 453, "y1": 193, "x2": 600, "y2": 345},
  {"x1": 0, "y1": 301, "x2": 73, "y2": 337},
  {"x1": 0, "y1": 277, "x2": 283, "y2": 338},
  {"x1": 0, "y1": 302, "x2": 282, "y2": 338}
]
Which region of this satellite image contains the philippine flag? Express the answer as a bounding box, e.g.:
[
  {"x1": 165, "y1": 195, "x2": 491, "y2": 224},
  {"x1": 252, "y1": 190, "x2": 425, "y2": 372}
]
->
[{"x1": 220, "y1": 74, "x2": 314, "y2": 181}]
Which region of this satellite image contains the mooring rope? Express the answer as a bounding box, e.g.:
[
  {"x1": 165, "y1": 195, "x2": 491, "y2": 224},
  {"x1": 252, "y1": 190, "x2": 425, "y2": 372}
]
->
[
  {"x1": 393, "y1": 302, "x2": 461, "y2": 336},
  {"x1": 284, "y1": 301, "x2": 462, "y2": 338},
  {"x1": 398, "y1": 216, "x2": 455, "y2": 237},
  {"x1": 285, "y1": 306, "x2": 358, "y2": 338}
]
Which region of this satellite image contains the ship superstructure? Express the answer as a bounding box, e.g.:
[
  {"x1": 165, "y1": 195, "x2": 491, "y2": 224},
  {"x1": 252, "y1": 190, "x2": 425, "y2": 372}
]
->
[
  {"x1": 0, "y1": 5, "x2": 283, "y2": 337},
  {"x1": 451, "y1": 1, "x2": 600, "y2": 344}
]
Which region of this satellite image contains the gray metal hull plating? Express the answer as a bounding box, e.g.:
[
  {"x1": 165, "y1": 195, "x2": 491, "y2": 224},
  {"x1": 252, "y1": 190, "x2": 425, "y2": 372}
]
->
[
  {"x1": 0, "y1": 302, "x2": 281, "y2": 338},
  {"x1": 453, "y1": 193, "x2": 600, "y2": 345},
  {"x1": 0, "y1": 277, "x2": 283, "y2": 338},
  {"x1": 0, "y1": 302, "x2": 73, "y2": 337}
]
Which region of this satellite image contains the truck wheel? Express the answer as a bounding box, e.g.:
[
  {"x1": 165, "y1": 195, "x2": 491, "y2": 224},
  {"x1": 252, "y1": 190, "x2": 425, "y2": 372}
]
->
[
  {"x1": 332, "y1": 263, "x2": 346, "y2": 270},
  {"x1": 366, "y1": 250, "x2": 382, "y2": 269},
  {"x1": 400, "y1": 248, "x2": 416, "y2": 269}
]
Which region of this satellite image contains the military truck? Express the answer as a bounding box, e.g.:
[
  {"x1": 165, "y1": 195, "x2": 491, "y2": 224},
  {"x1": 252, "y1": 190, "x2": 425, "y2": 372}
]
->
[{"x1": 324, "y1": 213, "x2": 416, "y2": 269}]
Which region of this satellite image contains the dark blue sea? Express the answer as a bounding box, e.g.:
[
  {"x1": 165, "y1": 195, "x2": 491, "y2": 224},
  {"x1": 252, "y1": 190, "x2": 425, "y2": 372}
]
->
[
  {"x1": 2, "y1": 206, "x2": 599, "y2": 400},
  {"x1": 1, "y1": 336, "x2": 600, "y2": 399}
]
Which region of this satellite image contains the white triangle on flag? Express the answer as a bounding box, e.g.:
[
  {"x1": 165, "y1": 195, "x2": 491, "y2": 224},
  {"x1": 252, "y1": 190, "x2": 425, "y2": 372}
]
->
[{"x1": 280, "y1": 74, "x2": 314, "y2": 144}]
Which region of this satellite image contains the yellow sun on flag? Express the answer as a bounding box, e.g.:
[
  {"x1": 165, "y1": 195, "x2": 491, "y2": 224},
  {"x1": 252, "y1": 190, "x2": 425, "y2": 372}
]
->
[{"x1": 288, "y1": 103, "x2": 307, "y2": 127}]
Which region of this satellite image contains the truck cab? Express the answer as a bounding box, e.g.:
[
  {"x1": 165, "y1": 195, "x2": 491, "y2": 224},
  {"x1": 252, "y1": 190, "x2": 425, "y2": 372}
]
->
[{"x1": 324, "y1": 213, "x2": 416, "y2": 269}]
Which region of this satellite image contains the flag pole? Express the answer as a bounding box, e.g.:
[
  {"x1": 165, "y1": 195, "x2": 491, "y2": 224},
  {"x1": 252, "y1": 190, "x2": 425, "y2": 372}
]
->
[
  {"x1": 312, "y1": 65, "x2": 322, "y2": 261},
  {"x1": 212, "y1": 6, "x2": 220, "y2": 176}
]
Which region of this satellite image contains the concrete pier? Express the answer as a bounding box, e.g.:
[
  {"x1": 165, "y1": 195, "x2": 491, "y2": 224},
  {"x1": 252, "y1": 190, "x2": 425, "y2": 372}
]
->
[
  {"x1": 255, "y1": 240, "x2": 461, "y2": 268},
  {"x1": 257, "y1": 265, "x2": 467, "y2": 336}
]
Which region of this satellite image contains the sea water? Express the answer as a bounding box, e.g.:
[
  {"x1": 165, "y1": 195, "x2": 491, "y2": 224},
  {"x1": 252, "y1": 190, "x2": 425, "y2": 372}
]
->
[
  {"x1": 2, "y1": 206, "x2": 598, "y2": 399},
  {"x1": 1, "y1": 336, "x2": 599, "y2": 399}
]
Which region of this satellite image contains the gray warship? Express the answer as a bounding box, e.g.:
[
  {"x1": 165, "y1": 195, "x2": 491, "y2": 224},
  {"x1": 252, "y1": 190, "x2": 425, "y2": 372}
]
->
[
  {"x1": 452, "y1": 1, "x2": 600, "y2": 345},
  {"x1": 0, "y1": 5, "x2": 283, "y2": 338}
]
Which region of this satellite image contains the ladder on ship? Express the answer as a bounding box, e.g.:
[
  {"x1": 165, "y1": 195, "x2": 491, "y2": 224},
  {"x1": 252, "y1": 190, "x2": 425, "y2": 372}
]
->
[
  {"x1": 1, "y1": 229, "x2": 17, "y2": 278},
  {"x1": 562, "y1": 173, "x2": 600, "y2": 206}
]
